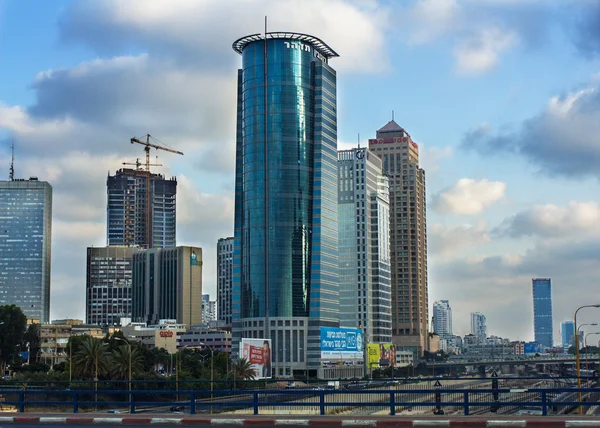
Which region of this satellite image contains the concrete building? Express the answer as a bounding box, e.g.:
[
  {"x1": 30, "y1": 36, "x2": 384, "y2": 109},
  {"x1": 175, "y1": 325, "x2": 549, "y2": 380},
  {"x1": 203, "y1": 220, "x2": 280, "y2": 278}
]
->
[
  {"x1": 177, "y1": 326, "x2": 232, "y2": 354},
  {"x1": 0, "y1": 178, "x2": 52, "y2": 322},
  {"x1": 395, "y1": 350, "x2": 414, "y2": 367},
  {"x1": 202, "y1": 294, "x2": 216, "y2": 323},
  {"x1": 471, "y1": 312, "x2": 487, "y2": 343},
  {"x1": 217, "y1": 237, "x2": 234, "y2": 325},
  {"x1": 132, "y1": 246, "x2": 202, "y2": 328},
  {"x1": 121, "y1": 320, "x2": 186, "y2": 354},
  {"x1": 561, "y1": 320, "x2": 575, "y2": 349},
  {"x1": 232, "y1": 32, "x2": 343, "y2": 379},
  {"x1": 433, "y1": 300, "x2": 452, "y2": 338},
  {"x1": 107, "y1": 168, "x2": 177, "y2": 249},
  {"x1": 86, "y1": 246, "x2": 138, "y2": 326},
  {"x1": 368, "y1": 120, "x2": 428, "y2": 357},
  {"x1": 38, "y1": 319, "x2": 104, "y2": 366},
  {"x1": 337, "y1": 147, "x2": 391, "y2": 344},
  {"x1": 532, "y1": 278, "x2": 553, "y2": 349},
  {"x1": 429, "y1": 333, "x2": 441, "y2": 353}
]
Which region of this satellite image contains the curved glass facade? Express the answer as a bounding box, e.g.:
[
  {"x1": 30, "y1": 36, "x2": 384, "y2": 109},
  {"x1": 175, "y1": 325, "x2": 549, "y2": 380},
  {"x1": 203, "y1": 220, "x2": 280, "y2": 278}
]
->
[{"x1": 240, "y1": 39, "x2": 316, "y2": 318}]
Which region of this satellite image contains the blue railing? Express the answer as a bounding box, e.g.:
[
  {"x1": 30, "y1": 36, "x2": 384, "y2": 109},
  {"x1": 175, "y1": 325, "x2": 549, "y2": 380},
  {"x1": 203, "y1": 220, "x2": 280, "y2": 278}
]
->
[{"x1": 0, "y1": 386, "x2": 598, "y2": 416}]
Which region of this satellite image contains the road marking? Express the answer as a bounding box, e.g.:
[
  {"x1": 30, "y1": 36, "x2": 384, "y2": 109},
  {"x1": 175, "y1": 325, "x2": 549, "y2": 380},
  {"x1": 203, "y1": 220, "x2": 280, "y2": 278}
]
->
[
  {"x1": 151, "y1": 418, "x2": 183, "y2": 424},
  {"x1": 211, "y1": 419, "x2": 245, "y2": 425},
  {"x1": 412, "y1": 421, "x2": 450, "y2": 427},
  {"x1": 509, "y1": 389, "x2": 528, "y2": 393},
  {"x1": 566, "y1": 422, "x2": 600, "y2": 427},
  {"x1": 486, "y1": 422, "x2": 526, "y2": 427},
  {"x1": 92, "y1": 418, "x2": 124, "y2": 424},
  {"x1": 40, "y1": 417, "x2": 67, "y2": 424},
  {"x1": 342, "y1": 421, "x2": 377, "y2": 426},
  {"x1": 274, "y1": 420, "x2": 310, "y2": 426},
  {"x1": 0, "y1": 418, "x2": 13, "y2": 423}
]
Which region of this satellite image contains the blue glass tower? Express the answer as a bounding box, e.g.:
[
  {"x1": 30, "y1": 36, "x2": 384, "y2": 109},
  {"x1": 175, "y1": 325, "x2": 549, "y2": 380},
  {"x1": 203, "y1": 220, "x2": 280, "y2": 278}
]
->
[
  {"x1": 561, "y1": 320, "x2": 575, "y2": 349},
  {"x1": 0, "y1": 178, "x2": 52, "y2": 322},
  {"x1": 232, "y1": 33, "x2": 341, "y2": 378},
  {"x1": 532, "y1": 278, "x2": 553, "y2": 348}
]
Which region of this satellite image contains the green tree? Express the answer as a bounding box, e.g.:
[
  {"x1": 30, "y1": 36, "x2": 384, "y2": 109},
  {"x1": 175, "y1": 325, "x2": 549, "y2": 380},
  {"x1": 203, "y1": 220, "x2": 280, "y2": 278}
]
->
[
  {"x1": 0, "y1": 305, "x2": 27, "y2": 371},
  {"x1": 73, "y1": 337, "x2": 110, "y2": 380},
  {"x1": 110, "y1": 344, "x2": 144, "y2": 380},
  {"x1": 232, "y1": 358, "x2": 256, "y2": 381}
]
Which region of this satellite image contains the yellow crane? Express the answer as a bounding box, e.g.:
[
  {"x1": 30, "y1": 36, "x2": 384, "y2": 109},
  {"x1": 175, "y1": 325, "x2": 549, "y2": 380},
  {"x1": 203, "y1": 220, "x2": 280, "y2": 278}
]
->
[
  {"x1": 130, "y1": 134, "x2": 184, "y2": 248},
  {"x1": 122, "y1": 158, "x2": 162, "y2": 171}
]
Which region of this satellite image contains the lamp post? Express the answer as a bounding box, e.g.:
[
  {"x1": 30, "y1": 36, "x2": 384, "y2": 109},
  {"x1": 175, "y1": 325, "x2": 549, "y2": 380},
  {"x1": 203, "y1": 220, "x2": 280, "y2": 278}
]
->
[
  {"x1": 114, "y1": 338, "x2": 132, "y2": 395},
  {"x1": 584, "y1": 332, "x2": 600, "y2": 373},
  {"x1": 199, "y1": 342, "x2": 214, "y2": 414},
  {"x1": 573, "y1": 304, "x2": 600, "y2": 414}
]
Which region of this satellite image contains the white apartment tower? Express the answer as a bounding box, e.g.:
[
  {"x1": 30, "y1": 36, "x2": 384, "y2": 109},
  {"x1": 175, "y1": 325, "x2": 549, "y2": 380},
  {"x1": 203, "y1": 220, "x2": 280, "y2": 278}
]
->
[
  {"x1": 433, "y1": 300, "x2": 452, "y2": 338},
  {"x1": 471, "y1": 312, "x2": 487, "y2": 343}
]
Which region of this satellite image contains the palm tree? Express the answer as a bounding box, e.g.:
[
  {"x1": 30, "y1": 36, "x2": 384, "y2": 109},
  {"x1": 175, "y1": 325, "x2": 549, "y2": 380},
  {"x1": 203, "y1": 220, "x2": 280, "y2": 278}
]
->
[
  {"x1": 73, "y1": 337, "x2": 110, "y2": 380},
  {"x1": 233, "y1": 358, "x2": 256, "y2": 381},
  {"x1": 110, "y1": 344, "x2": 144, "y2": 380}
]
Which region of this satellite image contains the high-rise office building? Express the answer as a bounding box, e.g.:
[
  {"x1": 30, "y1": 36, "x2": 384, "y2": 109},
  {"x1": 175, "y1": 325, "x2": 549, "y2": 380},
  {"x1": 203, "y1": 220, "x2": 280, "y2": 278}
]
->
[
  {"x1": 433, "y1": 300, "x2": 452, "y2": 338},
  {"x1": 232, "y1": 32, "x2": 344, "y2": 379},
  {"x1": 202, "y1": 294, "x2": 217, "y2": 323},
  {"x1": 107, "y1": 168, "x2": 177, "y2": 249},
  {"x1": 471, "y1": 312, "x2": 487, "y2": 343},
  {"x1": 533, "y1": 278, "x2": 553, "y2": 348},
  {"x1": 86, "y1": 246, "x2": 137, "y2": 326},
  {"x1": 131, "y1": 246, "x2": 202, "y2": 327},
  {"x1": 337, "y1": 148, "x2": 391, "y2": 344},
  {"x1": 561, "y1": 320, "x2": 575, "y2": 349},
  {"x1": 0, "y1": 178, "x2": 52, "y2": 322},
  {"x1": 217, "y1": 237, "x2": 234, "y2": 326},
  {"x1": 368, "y1": 121, "x2": 428, "y2": 356}
]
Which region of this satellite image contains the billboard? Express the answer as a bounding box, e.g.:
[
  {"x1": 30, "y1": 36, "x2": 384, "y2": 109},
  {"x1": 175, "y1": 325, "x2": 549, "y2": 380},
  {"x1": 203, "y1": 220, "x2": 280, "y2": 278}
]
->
[
  {"x1": 524, "y1": 342, "x2": 541, "y2": 355},
  {"x1": 240, "y1": 338, "x2": 272, "y2": 379},
  {"x1": 367, "y1": 344, "x2": 397, "y2": 369},
  {"x1": 320, "y1": 327, "x2": 364, "y2": 364}
]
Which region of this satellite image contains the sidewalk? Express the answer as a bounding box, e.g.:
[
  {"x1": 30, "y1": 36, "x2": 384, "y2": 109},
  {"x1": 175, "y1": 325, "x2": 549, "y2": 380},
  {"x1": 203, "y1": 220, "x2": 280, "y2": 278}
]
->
[{"x1": 0, "y1": 414, "x2": 599, "y2": 426}]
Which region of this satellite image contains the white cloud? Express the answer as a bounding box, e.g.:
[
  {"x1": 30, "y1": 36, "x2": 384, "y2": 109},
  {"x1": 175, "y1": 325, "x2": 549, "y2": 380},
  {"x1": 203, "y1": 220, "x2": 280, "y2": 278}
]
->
[
  {"x1": 498, "y1": 201, "x2": 600, "y2": 238},
  {"x1": 428, "y1": 221, "x2": 490, "y2": 258},
  {"x1": 454, "y1": 27, "x2": 518, "y2": 75},
  {"x1": 431, "y1": 178, "x2": 506, "y2": 215},
  {"x1": 406, "y1": 0, "x2": 460, "y2": 45},
  {"x1": 420, "y1": 145, "x2": 452, "y2": 174}
]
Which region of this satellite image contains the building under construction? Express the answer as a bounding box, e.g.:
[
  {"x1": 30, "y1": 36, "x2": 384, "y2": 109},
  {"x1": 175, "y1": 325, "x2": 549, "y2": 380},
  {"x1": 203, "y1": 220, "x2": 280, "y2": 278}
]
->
[{"x1": 106, "y1": 168, "x2": 177, "y2": 249}]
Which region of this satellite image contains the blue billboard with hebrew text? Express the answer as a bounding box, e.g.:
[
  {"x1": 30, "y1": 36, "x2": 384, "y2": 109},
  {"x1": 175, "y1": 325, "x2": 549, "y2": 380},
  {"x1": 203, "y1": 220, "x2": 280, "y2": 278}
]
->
[{"x1": 320, "y1": 327, "x2": 364, "y2": 364}]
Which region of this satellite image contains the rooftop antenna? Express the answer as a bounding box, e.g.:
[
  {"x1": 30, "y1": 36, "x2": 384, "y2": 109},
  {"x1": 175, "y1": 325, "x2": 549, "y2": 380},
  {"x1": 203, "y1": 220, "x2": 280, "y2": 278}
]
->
[
  {"x1": 392, "y1": 110, "x2": 395, "y2": 121},
  {"x1": 358, "y1": 133, "x2": 360, "y2": 148},
  {"x1": 9, "y1": 141, "x2": 15, "y2": 181}
]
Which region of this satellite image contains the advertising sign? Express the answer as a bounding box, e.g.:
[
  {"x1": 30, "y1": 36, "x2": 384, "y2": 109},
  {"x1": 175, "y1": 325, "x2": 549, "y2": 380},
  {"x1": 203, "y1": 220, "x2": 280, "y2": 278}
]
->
[
  {"x1": 320, "y1": 327, "x2": 364, "y2": 364},
  {"x1": 240, "y1": 338, "x2": 272, "y2": 379},
  {"x1": 366, "y1": 343, "x2": 397, "y2": 368},
  {"x1": 524, "y1": 342, "x2": 540, "y2": 354}
]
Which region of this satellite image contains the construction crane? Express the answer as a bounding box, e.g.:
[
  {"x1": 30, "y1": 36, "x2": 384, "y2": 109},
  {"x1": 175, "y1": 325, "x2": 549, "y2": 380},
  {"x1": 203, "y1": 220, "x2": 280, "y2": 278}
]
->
[
  {"x1": 130, "y1": 134, "x2": 184, "y2": 248},
  {"x1": 122, "y1": 158, "x2": 162, "y2": 171}
]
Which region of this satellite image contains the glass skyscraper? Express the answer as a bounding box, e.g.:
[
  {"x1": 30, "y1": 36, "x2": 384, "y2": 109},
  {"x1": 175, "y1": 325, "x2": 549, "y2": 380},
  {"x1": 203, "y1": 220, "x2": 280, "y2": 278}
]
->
[
  {"x1": 533, "y1": 278, "x2": 553, "y2": 348},
  {"x1": 0, "y1": 178, "x2": 52, "y2": 322},
  {"x1": 561, "y1": 320, "x2": 575, "y2": 349},
  {"x1": 232, "y1": 32, "x2": 341, "y2": 379}
]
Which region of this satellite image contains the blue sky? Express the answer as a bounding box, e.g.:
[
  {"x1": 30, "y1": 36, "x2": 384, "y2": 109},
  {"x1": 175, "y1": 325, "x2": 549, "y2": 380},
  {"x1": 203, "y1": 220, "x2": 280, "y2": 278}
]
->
[{"x1": 2, "y1": 0, "x2": 600, "y2": 343}]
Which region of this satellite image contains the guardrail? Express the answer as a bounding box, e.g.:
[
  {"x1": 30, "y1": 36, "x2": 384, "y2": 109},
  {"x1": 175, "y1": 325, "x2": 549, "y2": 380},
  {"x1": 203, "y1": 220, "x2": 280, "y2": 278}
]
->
[{"x1": 0, "y1": 385, "x2": 599, "y2": 416}]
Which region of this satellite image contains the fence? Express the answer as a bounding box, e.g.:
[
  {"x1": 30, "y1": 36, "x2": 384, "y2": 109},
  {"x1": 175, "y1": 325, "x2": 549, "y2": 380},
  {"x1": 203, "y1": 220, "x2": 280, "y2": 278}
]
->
[{"x1": 0, "y1": 376, "x2": 597, "y2": 416}]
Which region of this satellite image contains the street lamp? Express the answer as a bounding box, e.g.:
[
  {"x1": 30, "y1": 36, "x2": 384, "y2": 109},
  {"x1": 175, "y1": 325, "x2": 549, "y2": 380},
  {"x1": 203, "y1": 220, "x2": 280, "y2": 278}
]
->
[
  {"x1": 584, "y1": 332, "x2": 600, "y2": 372},
  {"x1": 198, "y1": 342, "x2": 214, "y2": 414},
  {"x1": 573, "y1": 304, "x2": 600, "y2": 414},
  {"x1": 114, "y1": 338, "x2": 132, "y2": 395}
]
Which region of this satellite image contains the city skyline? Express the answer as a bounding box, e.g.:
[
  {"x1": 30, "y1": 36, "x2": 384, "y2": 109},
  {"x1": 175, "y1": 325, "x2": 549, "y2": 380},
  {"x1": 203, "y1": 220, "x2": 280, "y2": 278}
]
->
[{"x1": 2, "y1": 1, "x2": 600, "y2": 339}]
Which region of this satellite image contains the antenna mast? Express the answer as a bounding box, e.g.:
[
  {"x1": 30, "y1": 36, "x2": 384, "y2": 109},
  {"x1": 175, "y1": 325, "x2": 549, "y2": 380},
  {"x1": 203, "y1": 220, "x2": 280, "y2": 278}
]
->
[{"x1": 9, "y1": 141, "x2": 14, "y2": 181}]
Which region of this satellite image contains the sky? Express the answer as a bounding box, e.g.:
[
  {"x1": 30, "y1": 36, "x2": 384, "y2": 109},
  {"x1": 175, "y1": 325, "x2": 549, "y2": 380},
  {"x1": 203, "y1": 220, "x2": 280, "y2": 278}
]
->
[{"x1": 2, "y1": 0, "x2": 600, "y2": 343}]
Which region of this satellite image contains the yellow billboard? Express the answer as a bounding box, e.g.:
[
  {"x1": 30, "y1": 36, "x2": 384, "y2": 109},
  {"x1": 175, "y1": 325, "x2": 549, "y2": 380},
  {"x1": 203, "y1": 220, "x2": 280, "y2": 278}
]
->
[{"x1": 367, "y1": 343, "x2": 396, "y2": 368}]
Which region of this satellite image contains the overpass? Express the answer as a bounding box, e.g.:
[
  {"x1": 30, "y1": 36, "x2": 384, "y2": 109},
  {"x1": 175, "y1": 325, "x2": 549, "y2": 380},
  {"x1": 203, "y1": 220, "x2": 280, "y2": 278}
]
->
[{"x1": 425, "y1": 356, "x2": 599, "y2": 369}]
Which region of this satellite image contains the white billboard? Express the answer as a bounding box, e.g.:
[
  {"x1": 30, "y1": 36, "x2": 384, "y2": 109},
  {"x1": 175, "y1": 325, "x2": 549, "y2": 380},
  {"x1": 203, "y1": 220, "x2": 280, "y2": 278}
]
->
[{"x1": 240, "y1": 338, "x2": 272, "y2": 379}]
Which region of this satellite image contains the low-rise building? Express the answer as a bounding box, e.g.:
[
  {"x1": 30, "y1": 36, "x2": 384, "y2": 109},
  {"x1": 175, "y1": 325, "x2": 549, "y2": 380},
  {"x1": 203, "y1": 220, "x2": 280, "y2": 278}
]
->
[
  {"x1": 121, "y1": 320, "x2": 186, "y2": 354},
  {"x1": 177, "y1": 326, "x2": 232, "y2": 354},
  {"x1": 395, "y1": 350, "x2": 414, "y2": 367},
  {"x1": 39, "y1": 320, "x2": 104, "y2": 366}
]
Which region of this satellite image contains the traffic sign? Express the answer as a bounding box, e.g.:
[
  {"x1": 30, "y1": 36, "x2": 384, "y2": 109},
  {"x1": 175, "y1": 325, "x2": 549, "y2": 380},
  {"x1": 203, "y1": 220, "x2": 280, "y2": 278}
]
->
[
  {"x1": 491, "y1": 369, "x2": 498, "y2": 378},
  {"x1": 434, "y1": 379, "x2": 442, "y2": 387}
]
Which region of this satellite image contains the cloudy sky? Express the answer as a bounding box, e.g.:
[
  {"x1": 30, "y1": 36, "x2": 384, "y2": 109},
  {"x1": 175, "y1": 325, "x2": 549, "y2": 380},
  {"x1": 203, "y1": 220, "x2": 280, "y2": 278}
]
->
[{"x1": 2, "y1": 0, "x2": 600, "y2": 343}]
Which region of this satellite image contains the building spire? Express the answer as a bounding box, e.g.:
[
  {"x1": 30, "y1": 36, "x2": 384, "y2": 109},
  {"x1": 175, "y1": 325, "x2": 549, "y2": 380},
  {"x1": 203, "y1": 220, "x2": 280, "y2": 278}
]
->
[
  {"x1": 392, "y1": 110, "x2": 394, "y2": 121},
  {"x1": 357, "y1": 133, "x2": 360, "y2": 148},
  {"x1": 9, "y1": 141, "x2": 15, "y2": 181}
]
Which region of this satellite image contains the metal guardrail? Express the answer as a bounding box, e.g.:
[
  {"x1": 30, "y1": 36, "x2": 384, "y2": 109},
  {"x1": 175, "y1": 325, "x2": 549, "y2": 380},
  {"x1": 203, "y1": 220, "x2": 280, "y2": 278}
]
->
[{"x1": 0, "y1": 385, "x2": 599, "y2": 416}]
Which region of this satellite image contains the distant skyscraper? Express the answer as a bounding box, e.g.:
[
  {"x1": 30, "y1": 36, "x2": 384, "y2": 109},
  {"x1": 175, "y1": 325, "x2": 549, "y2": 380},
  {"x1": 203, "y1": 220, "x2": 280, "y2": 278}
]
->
[
  {"x1": 131, "y1": 246, "x2": 202, "y2": 327},
  {"x1": 107, "y1": 168, "x2": 177, "y2": 249},
  {"x1": 368, "y1": 120, "x2": 428, "y2": 356},
  {"x1": 0, "y1": 178, "x2": 52, "y2": 322},
  {"x1": 217, "y1": 237, "x2": 233, "y2": 326},
  {"x1": 86, "y1": 246, "x2": 137, "y2": 326},
  {"x1": 433, "y1": 300, "x2": 452, "y2": 338},
  {"x1": 202, "y1": 294, "x2": 216, "y2": 323},
  {"x1": 232, "y1": 32, "x2": 344, "y2": 379},
  {"x1": 338, "y1": 147, "x2": 391, "y2": 344},
  {"x1": 533, "y1": 278, "x2": 553, "y2": 348},
  {"x1": 561, "y1": 320, "x2": 575, "y2": 348},
  {"x1": 471, "y1": 312, "x2": 487, "y2": 343}
]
